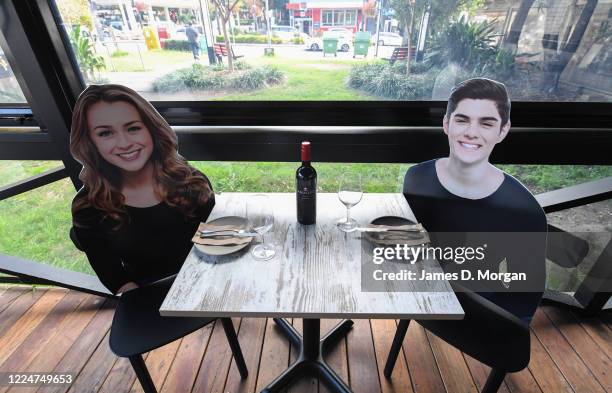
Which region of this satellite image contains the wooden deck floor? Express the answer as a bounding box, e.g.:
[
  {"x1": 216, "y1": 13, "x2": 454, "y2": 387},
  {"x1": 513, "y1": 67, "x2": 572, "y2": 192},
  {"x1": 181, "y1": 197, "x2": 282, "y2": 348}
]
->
[{"x1": 0, "y1": 285, "x2": 610, "y2": 393}]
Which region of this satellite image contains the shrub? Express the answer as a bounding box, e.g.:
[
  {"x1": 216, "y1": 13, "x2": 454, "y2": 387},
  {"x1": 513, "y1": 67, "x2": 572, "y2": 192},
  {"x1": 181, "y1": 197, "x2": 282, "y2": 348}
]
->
[
  {"x1": 426, "y1": 16, "x2": 496, "y2": 71},
  {"x1": 153, "y1": 63, "x2": 284, "y2": 93},
  {"x1": 161, "y1": 39, "x2": 191, "y2": 51},
  {"x1": 291, "y1": 37, "x2": 305, "y2": 45},
  {"x1": 215, "y1": 34, "x2": 283, "y2": 44},
  {"x1": 347, "y1": 62, "x2": 438, "y2": 100},
  {"x1": 111, "y1": 50, "x2": 129, "y2": 57}
]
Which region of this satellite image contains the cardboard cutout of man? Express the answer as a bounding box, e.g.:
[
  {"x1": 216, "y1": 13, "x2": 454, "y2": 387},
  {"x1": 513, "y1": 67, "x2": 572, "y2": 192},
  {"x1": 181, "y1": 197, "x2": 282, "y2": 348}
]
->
[{"x1": 403, "y1": 78, "x2": 547, "y2": 322}]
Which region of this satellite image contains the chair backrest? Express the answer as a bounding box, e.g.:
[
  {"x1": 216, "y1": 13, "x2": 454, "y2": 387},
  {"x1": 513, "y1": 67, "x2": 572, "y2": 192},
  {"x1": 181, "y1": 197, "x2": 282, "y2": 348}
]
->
[
  {"x1": 214, "y1": 43, "x2": 228, "y2": 56},
  {"x1": 393, "y1": 47, "x2": 409, "y2": 60}
]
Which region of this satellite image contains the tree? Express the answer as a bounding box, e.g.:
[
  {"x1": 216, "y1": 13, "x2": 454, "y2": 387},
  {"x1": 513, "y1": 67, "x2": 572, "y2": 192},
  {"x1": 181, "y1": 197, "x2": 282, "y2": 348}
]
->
[
  {"x1": 503, "y1": 0, "x2": 535, "y2": 52},
  {"x1": 244, "y1": 0, "x2": 263, "y2": 31},
  {"x1": 211, "y1": 0, "x2": 242, "y2": 71},
  {"x1": 541, "y1": 0, "x2": 599, "y2": 92},
  {"x1": 56, "y1": 0, "x2": 92, "y2": 29},
  {"x1": 362, "y1": 0, "x2": 376, "y2": 31},
  {"x1": 389, "y1": 0, "x2": 416, "y2": 73}
]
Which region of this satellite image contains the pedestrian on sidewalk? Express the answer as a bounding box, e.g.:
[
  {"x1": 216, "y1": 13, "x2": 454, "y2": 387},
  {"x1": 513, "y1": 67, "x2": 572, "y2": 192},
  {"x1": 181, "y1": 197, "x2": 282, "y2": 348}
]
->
[{"x1": 186, "y1": 22, "x2": 200, "y2": 60}]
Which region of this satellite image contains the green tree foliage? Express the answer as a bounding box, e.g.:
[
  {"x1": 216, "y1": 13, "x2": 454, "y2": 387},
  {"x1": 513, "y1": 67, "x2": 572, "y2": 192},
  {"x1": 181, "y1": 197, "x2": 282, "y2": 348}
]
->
[
  {"x1": 57, "y1": 0, "x2": 92, "y2": 29},
  {"x1": 69, "y1": 25, "x2": 105, "y2": 82},
  {"x1": 426, "y1": 15, "x2": 496, "y2": 71}
]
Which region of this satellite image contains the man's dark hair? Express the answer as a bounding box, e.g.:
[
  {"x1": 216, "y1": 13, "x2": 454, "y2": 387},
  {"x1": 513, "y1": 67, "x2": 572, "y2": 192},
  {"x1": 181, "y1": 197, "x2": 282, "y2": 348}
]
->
[{"x1": 446, "y1": 78, "x2": 511, "y2": 126}]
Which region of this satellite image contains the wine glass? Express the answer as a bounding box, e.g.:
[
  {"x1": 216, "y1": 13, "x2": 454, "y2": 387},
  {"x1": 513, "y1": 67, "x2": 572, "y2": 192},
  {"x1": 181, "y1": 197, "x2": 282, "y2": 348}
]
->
[
  {"x1": 337, "y1": 173, "x2": 363, "y2": 232},
  {"x1": 247, "y1": 194, "x2": 276, "y2": 260}
]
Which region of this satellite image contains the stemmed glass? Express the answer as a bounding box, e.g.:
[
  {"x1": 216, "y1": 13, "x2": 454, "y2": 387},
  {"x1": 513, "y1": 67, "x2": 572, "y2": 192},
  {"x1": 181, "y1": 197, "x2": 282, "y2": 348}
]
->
[
  {"x1": 247, "y1": 194, "x2": 276, "y2": 260},
  {"x1": 337, "y1": 173, "x2": 363, "y2": 232}
]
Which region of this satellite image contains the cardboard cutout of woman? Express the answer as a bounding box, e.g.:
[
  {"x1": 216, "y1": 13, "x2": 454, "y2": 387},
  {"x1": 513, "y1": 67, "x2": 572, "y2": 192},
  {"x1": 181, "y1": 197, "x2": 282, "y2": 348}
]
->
[
  {"x1": 70, "y1": 84, "x2": 215, "y2": 295},
  {"x1": 403, "y1": 78, "x2": 547, "y2": 322}
]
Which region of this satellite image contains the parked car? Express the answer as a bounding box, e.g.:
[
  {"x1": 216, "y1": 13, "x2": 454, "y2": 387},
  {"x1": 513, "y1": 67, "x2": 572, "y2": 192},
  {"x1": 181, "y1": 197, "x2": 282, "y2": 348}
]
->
[
  {"x1": 327, "y1": 27, "x2": 354, "y2": 41},
  {"x1": 271, "y1": 25, "x2": 299, "y2": 41},
  {"x1": 376, "y1": 31, "x2": 403, "y2": 46},
  {"x1": 305, "y1": 30, "x2": 352, "y2": 52}
]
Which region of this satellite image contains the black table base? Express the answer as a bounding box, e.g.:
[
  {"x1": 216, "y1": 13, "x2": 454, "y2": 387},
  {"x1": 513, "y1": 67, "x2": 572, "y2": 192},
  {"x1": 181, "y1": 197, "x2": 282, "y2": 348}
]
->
[{"x1": 261, "y1": 318, "x2": 354, "y2": 393}]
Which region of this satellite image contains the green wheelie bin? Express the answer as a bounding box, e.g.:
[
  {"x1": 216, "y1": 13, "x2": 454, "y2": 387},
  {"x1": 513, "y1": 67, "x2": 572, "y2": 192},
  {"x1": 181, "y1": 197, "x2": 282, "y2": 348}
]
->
[
  {"x1": 323, "y1": 37, "x2": 338, "y2": 57},
  {"x1": 353, "y1": 31, "x2": 371, "y2": 58}
]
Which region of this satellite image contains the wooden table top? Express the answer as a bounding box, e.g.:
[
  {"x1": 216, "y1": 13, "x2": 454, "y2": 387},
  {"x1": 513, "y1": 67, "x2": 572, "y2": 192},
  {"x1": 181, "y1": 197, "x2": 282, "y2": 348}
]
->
[{"x1": 160, "y1": 193, "x2": 464, "y2": 320}]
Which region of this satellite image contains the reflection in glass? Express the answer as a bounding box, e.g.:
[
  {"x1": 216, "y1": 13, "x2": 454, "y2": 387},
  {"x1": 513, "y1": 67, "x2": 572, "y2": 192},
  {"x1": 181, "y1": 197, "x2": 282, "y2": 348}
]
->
[
  {"x1": 0, "y1": 47, "x2": 27, "y2": 104},
  {"x1": 50, "y1": 0, "x2": 609, "y2": 102}
]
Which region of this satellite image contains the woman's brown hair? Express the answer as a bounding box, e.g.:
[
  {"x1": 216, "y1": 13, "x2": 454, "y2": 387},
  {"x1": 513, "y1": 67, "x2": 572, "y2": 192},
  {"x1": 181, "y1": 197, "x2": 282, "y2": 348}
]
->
[{"x1": 70, "y1": 84, "x2": 212, "y2": 228}]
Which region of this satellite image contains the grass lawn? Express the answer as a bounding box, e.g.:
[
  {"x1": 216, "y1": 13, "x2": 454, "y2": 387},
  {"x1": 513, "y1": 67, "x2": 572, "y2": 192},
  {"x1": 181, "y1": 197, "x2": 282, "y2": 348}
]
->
[
  {"x1": 100, "y1": 49, "x2": 193, "y2": 72},
  {"x1": 1, "y1": 160, "x2": 611, "y2": 279},
  {"x1": 220, "y1": 57, "x2": 373, "y2": 100}
]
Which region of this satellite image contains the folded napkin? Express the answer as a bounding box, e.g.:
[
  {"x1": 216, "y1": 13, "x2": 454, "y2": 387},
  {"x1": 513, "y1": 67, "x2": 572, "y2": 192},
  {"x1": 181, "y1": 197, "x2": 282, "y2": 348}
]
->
[
  {"x1": 366, "y1": 223, "x2": 430, "y2": 246},
  {"x1": 192, "y1": 222, "x2": 253, "y2": 246}
]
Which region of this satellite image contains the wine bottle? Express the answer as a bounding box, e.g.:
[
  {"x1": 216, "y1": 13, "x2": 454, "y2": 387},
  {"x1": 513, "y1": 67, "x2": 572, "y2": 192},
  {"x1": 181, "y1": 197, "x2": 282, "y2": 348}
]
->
[{"x1": 296, "y1": 141, "x2": 317, "y2": 225}]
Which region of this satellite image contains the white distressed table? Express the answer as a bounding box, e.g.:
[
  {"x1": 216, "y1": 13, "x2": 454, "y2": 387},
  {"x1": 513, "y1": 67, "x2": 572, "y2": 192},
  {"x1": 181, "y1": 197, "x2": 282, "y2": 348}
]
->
[{"x1": 160, "y1": 193, "x2": 464, "y2": 393}]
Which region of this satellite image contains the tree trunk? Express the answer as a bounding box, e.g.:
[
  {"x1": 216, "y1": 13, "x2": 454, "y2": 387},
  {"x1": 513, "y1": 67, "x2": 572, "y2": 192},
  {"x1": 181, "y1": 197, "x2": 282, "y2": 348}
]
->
[
  {"x1": 503, "y1": 0, "x2": 535, "y2": 52},
  {"x1": 541, "y1": 0, "x2": 598, "y2": 92},
  {"x1": 222, "y1": 18, "x2": 234, "y2": 71}
]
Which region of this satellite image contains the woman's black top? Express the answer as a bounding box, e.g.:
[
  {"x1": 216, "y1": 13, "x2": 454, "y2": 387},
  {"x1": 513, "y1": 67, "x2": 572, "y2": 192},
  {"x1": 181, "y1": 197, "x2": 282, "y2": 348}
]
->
[
  {"x1": 71, "y1": 175, "x2": 215, "y2": 295},
  {"x1": 403, "y1": 159, "x2": 547, "y2": 321}
]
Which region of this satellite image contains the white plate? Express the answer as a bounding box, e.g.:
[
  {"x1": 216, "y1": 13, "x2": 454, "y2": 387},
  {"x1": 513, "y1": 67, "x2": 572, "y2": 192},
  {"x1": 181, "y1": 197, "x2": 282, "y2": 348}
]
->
[{"x1": 195, "y1": 216, "x2": 254, "y2": 256}]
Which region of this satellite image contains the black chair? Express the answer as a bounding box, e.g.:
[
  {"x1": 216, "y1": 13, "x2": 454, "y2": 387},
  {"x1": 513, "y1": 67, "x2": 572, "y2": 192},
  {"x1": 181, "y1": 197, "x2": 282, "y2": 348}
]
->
[
  {"x1": 384, "y1": 287, "x2": 531, "y2": 393},
  {"x1": 70, "y1": 228, "x2": 248, "y2": 393}
]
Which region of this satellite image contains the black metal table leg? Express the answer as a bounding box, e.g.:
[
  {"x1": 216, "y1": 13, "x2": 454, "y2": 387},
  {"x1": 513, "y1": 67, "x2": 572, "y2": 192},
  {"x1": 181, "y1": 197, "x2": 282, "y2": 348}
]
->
[{"x1": 261, "y1": 318, "x2": 354, "y2": 393}]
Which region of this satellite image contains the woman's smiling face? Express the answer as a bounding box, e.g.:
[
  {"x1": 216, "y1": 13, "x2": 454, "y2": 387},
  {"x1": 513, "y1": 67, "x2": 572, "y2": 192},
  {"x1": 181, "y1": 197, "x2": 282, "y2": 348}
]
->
[
  {"x1": 443, "y1": 98, "x2": 510, "y2": 165},
  {"x1": 87, "y1": 100, "x2": 154, "y2": 174}
]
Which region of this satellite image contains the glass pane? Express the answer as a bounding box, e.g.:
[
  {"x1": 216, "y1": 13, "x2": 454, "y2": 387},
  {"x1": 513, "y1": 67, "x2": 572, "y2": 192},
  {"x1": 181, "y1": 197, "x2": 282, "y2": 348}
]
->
[
  {"x1": 0, "y1": 46, "x2": 27, "y2": 104},
  {"x1": 0, "y1": 160, "x2": 63, "y2": 188},
  {"x1": 48, "y1": 0, "x2": 611, "y2": 101},
  {"x1": 0, "y1": 177, "x2": 91, "y2": 274}
]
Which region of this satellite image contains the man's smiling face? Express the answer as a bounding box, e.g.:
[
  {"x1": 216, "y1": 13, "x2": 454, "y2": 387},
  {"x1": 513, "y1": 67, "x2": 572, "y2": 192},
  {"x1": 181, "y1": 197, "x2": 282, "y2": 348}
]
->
[{"x1": 443, "y1": 98, "x2": 510, "y2": 165}]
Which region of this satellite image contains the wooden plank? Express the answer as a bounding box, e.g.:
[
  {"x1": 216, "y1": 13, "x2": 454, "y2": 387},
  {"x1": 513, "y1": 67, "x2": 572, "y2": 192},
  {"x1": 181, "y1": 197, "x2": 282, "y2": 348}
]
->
[
  {"x1": 600, "y1": 312, "x2": 612, "y2": 331},
  {"x1": 224, "y1": 317, "x2": 267, "y2": 393},
  {"x1": 161, "y1": 194, "x2": 463, "y2": 320},
  {"x1": 503, "y1": 368, "x2": 543, "y2": 393},
  {"x1": 0, "y1": 291, "x2": 85, "y2": 381},
  {"x1": 289, "y1": 318, "x2": 317, "y2": 393},
  {"x1": 6, "y1": 295, "x2": 104, "y2": 393},
  {"x1": 130, "y1": 339, "x2": 181, "y2": 393},
  {"x1": 319, "y1": 318, "x2": 350, "y2": 393},
  {"x1": 65, "y1": 331, "x2": 118, "y2": 393},
  {"x1": 402, "y1": 323, "x2": 445, "y2": 393},
  {"x1": 191, "y1": 318, "x2": 239, "y2": 393},
  {"x1": 100, "y1": 356, "x2": 146, "y2": 393},
  {"x1": 160, "y1": 324, "x2": 215, "y2": 393},
  {"x1": 0, "y1": 288, "x2": 44, "y2": 337},
  {"x1": 541, "y1": 306, "x2": 612, "y2": 392},
  {"x1": 370, "y1": 319, "x2": 414, "y2": 393},
  {"x1": 0, "y1": 286, "x2": 29, "y2": 314},
  {"x1": 531, "y1": 309, "x2": 606, "y2": 393},
  {"x1": 572, "y1": 312, "x2": 612, "y2": 357},
  {"x1": 462, "y1": 354, "x2": 510, "y2": 393},
  {"x1": 255, "y1": 318, "x2": 291, "y2": 393},
  {"x1": 0, "y1": 288, "x2": 66, "y2": 363},
  {"x1": 347, "y1": 319, "x2": 381, "y2": 393},
  {"x1": 527, "y1": 330, "x2": 574, "y2": 393},
  {"x1": 38, "y1": 299, "x2": 116, "y2": 393},
  {"x1": 426, "y1": 330, "x2": 478, "y2": 393}
]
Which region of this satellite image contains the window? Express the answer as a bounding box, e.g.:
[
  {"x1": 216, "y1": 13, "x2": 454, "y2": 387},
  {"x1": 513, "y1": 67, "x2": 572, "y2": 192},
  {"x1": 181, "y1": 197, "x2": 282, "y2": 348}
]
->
[
  {"x1": 52, "y1": 0, "x2": 611, "y2": 103},
  {"x1": 334, "y1": 10, "x2": 345, "y2": 26},
  {"x1": 345, "y1": 10, "x2": 356, "y2": 26},
  {"x1": 322, "y1": 10, "x2": 333, "y2": 26},
  {"x1": 0, "y1": 47, "x2": 27, "y2": 104}
]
